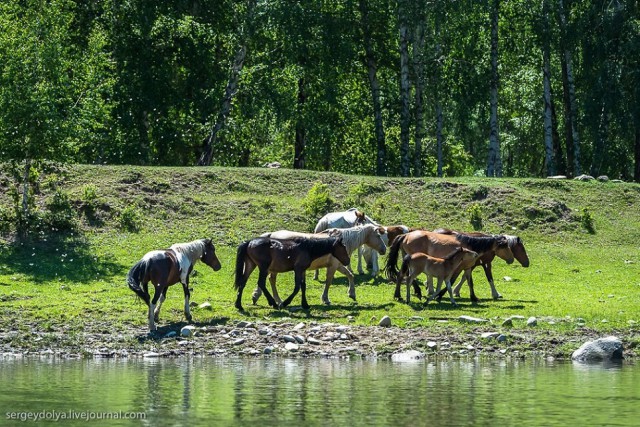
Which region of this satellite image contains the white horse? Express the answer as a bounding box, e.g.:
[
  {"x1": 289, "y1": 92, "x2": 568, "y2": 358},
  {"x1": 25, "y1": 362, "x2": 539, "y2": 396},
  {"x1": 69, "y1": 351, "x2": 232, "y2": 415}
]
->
[
  {"x1": 313, "y1": 208, "x2": 380, "y2": 278},
  {"x1": 252, "y1": 224, "x2": 387, "y2": 305}
]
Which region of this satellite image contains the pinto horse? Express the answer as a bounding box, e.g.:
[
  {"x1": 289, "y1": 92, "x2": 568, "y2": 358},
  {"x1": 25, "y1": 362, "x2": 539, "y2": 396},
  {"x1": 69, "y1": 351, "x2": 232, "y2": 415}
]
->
[
  {"x1": 385, "y1": 230, "x2": 510, "y2": 303},
  {"x1": 234, "y1": 236, "x2": 350, "y2": 311},
  {"x1": 251, "y1": 224, "x2": 387, "y2": 305},
  {"x1": 396, "y1": 247, "x2": 478, "y2": 305},
  {"x1": 361, "y1": 225, "x2": 414, "y2": 275},
  {"x1": 313, "y1": 208, "x2": 380, "y2": 277},
  {"x1": 432, "y1": 229, "x2": 530, "y2": 301},
  {"x1": 127, "y1": 239, "x2": 222, "y2": 332}
]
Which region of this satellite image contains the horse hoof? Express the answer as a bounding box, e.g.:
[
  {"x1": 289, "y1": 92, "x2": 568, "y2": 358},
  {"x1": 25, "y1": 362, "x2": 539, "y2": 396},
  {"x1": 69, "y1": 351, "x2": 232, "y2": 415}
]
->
[{"x1": 251, "y1": 297, "x2": 258, "y2": 305}]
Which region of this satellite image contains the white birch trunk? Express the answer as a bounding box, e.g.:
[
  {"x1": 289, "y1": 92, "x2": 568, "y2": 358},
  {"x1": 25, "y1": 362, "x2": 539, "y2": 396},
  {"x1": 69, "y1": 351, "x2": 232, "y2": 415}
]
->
[
  {"x1": 398, "y1": 2, "x2": 411, "y2": 177},
  {"x1": 487, "y1": 0, "x2": 502, "y2": 177},
  {"x1": 542, "y1": 0, "x2": 555, "y2": 177}
]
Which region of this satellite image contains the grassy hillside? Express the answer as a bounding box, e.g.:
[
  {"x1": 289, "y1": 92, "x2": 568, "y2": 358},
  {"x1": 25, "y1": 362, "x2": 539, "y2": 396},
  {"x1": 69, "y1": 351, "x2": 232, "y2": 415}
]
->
[{"x1": 0, "y1": 164, "x2": 639, "y2": 352}]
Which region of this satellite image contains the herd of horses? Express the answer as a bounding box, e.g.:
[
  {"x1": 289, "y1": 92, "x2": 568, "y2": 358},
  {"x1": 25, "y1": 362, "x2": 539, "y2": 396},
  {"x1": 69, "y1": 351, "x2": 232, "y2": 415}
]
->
[{"x1": 127, "y1": 208, "x2": 530, "y2": 331}]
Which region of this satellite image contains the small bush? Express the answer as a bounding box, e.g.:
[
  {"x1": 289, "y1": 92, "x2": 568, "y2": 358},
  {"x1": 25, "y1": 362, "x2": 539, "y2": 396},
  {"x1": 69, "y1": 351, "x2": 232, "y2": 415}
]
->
[
  {"x1": 302, "y1": 182, "x2": 334, "y2": 219},
  {"x1": 581, "y1": 208, "x2": 595, "y2": 234},
  {"x1": 467, "y1": 203, "x2": 483, "y2": 230},
  {"x1": 118, "y1": 205, "x2": 143, "y2": 232},
  {"x1": 43, "y1": 190, "x2": 77, "y2": 231}
]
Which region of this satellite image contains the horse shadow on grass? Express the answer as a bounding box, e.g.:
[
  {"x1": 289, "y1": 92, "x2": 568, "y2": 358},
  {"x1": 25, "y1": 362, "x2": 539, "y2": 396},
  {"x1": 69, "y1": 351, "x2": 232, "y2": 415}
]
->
[{"x1": 0, "y1": 233, "x2": 124, "y2": 284}]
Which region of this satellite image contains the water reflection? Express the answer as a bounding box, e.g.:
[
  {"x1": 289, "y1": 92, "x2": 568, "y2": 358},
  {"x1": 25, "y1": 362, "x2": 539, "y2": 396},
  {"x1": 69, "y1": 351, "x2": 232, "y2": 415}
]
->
[{"x1": 0, "y1": 357, "x2": 638, "y2": 426}]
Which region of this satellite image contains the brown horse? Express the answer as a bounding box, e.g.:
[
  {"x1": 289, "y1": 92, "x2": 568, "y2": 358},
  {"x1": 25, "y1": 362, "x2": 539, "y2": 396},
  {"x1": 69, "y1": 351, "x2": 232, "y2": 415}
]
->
[
  {"x1": 127, "y1": 239, "x2": 222, "y2": 332},
  {"x1": 385, "y1": 230, "x2": 510, "y2": 302},
  {"x1": 432, "y1": 229, "x2": 530, "y2": 301},
  {"x1": 396, "y1": 247, "x2": 478, "y2": 305},
  {"x1": 234, "y1": 235, "x2": 350, "y2": 311},
  {"x1": 251, "y1": 224, "x2": 387, "y2": 305},
  {"x1": 361, "y1": 225, "x2": 417, "y2": 275}
]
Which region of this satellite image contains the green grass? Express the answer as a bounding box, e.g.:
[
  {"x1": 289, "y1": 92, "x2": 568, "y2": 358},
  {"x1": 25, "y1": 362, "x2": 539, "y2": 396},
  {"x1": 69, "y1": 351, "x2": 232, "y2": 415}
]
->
[{"x1": 0, "y1": 164, "x2": 639, "y2": 341}]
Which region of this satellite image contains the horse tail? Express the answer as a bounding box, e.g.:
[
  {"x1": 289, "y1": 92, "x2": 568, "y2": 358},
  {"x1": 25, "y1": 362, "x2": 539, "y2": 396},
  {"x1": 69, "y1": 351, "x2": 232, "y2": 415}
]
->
[
  {"x1": 234, "y1": 240, "x2": 250, "y2": 290},
  {"x1": 398, "y1": 253, "x2": 412, "y2": 283},
  {"x1": 126, "y1": 260, "x2": 151, "y2": 306},
  {"x1": 384, "y1": 233, "x2": 406, "y2": 282}
]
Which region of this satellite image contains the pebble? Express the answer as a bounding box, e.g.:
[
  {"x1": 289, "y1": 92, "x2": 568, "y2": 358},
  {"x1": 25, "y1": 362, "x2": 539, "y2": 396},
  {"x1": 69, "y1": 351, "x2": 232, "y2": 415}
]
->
[
  {"x1": 143, "y1": 352, "x2": 160, "y2": 358},
  {"x1": 427, "y1": 341, "x2": 438, "y2": 349},
  {"x1": 379, "y1": 316, "x2": 392, "y2": 327},
  {"x1": 497, "y1": 334, "x2": 507, "y2": 342},
  {"x1": 502, "y1": 318, "x2": 513, "y2": 327},
  {"x1": 282, "y1": 335, "x2": 297, "y2": 343},
  {"x1": 284, "y1": 342, "x2": 299, "y2": 352},
  {"x1": 198, "y1": 302, "x2": 212, "y2": 310},
  {"x1": 164, "y1": 331, "x2": 177, "y2": 338},
  {"x1": 527, "y1": 317, "x2": 538, "y2": 327},
  {"x1": 294, "y1": 335, "x2": 305, "y2": 344},
  {"x1": 180, "y1": 326, "x2": 197, "y2": 338},
  {"x1": 307, "y1": 337, "x2": 322, "y2": 345},
  {"x1": 233, "y1": 338, "x2": 245, "y2": 345},
  {"x1": 336, "y1": 326, "x2": 349, "y2": 333},
  {"x1": 293, "y1": 322, "x2": 305, "y2": 330},
  {"x1": 458, "y1": 315, "x2": 488, "y2": 324},
  {"x1": 481, "y1": 332, "x2": 500, "y2": 339},
  {"x1": 263, "y1": 347, "x2": 273, "y2": 355},
  {"x1": 237, "y1": 321, "x2": 253, "y2": 328}
]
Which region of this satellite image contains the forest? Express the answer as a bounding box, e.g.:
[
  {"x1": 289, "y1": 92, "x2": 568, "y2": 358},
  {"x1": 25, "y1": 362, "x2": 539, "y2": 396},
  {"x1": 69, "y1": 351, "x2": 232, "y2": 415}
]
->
[{"x1": 1, "y1": 0, "x2": 639, "y2": 180}]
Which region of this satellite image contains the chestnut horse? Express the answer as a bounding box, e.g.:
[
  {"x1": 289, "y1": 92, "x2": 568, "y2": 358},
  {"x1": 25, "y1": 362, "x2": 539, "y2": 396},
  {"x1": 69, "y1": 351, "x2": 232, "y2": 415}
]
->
[
  {"x1": 313, "y1": 208, "x2": 380, "y2": 277},
  {"x1": 361, "y1": 225, "x2": 414, "y2": 275},
  {"x1": 396, "y1": 247, "x2": 478, "y2": 305},
  {"x1": 385, "y1": 230, "x2": 510, "y2": 302},
  {"x1": 234, "y1": 236, "x2": 350, "y2": 311},
  {"x1": 251, "y1": 224, "x2": 387, "y2": 305},
  {"x1": 432, "y1": 229, "x2": 530, "y2": 301},
  {"x1": 127, "y1": 239, "x2": 222, "y2": 332}
]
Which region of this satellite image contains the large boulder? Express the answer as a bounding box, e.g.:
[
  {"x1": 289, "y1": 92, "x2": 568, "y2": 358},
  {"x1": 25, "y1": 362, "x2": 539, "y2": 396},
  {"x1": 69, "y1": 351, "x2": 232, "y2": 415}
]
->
[{"x1": 571, "y1": 336, "x2": 623, "y2": 362}]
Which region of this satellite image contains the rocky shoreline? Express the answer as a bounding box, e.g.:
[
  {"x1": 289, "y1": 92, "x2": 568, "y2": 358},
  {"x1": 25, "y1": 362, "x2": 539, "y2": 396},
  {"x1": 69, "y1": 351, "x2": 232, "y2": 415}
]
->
[{"x1": 1, "y1": 318, "x2": 638, "y2": 361}]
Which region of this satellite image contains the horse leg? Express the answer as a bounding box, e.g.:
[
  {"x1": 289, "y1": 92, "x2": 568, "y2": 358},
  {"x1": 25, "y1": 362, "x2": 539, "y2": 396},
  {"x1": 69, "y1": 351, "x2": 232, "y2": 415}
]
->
[
  {"x1": 340, "y1": 264, "x2": 357, "y2": 301},
  {"x1": 427, "y1": 277, "x2": 444, "y2": 304},
  {"x1": 182, "y1": 281, "x2": 193, "y2": 323},
  {"x1": 269, "y1": 272, "x2": 282, "y2": 306},
  {"x1": 280, "y1": 271, "x2": 301, "y2": 308},
  {"x1": 235, "y1": 262, "x2": 256, "y2": 311},
  {"x1": 298, "y1": 271, "x2": 310, "y2": 310},
  {"x1": 435, "y1": 270, "x2": 461, "y2": 302},
  {"x1": 149, "y1": 285, "x2": 163, "y2": 332},
  {"x1": 321, "y1": 267, "x2": 335, "y2": 305},
  {"x1": 251, "y1": 285, "x2": 263, "y2": 305},
  {"x1": 153, "y1": 286, "x2": 169, "y2": 322},
  {"x1": 482, "y1": 263, "x2": 502, "y2": 300},
  {"x1": 357, "y1": 246, "x2": 364, "y2": 275},
  {"x1": 444, "y1": 278, "x2": 458, "y2": 306},
  {"x1": 255, "y1": 268, "x2": 278, "y2": 309},
  {"x1": 453, "y1": 272, "x2": 469, "y2": 298},
  {"x1": 370, "y1": 250, "x2": 379, "y2": 277}
]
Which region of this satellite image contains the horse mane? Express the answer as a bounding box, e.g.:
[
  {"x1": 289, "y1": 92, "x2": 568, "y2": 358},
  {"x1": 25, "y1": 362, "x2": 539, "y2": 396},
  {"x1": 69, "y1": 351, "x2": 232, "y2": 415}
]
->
[
  {"x1": 454, "y1": 233, "x2": 503, "y2": 253},
  {"x1": 322, "y1": 224, "x2": 378, "y2": 254},
  {"x1": 504, "y1": 234, "x2": 520, "y2": 248},
  {"x1": 170, "y1": 239, "x2": 207, "y2": 264},
  {"x1": 433, "y1": 228, "x2": 455, "y2": 235},
  {"x1": 443, "y1": 247, "x2": 463, "y2": 260}
]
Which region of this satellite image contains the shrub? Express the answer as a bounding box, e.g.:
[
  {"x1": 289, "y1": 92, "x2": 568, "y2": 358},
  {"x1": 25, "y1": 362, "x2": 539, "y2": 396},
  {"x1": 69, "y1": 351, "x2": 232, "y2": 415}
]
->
[
  {"x1": 581, "y1": 208, "x2": 595, "y2": 234},
  {"x1": 467, "y1": 203, "x2": 483, "y2": 230},
  {"x1": 118, "y1": 205, "x2": 143, "y2": 232},
  {"x1": 44, "y1": 190, "x2": 77, "y2": 231},
  {"x1": 302, "y1": 182, "x2": 334, "y2": 219}
]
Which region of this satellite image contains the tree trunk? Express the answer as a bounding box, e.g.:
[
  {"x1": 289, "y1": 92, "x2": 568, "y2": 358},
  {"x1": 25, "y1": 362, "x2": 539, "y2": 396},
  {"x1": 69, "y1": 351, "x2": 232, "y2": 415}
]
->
[
  {"x1": 413, "y1": 19, "x2": 426, "y2": 177},
  {"x1": 359, "y1": 0, "x2": 386, "y2": 176},
  {"x1": 198, "y1": 0, "x2": 255, "y2": 166},
  {"x1": 199, "y1": 44, "x2": 248, "y2": 166},
  {"x1": 635, "y1": 119, "x2": 640, "y2": 182},
  {"x1": 398, "y1": 1, "x2": 411, "y2": 177},
  {"x1": 294, "y1": 77, "x2": 306, "y2": 169},
  {"x1": 551, "y1": 98, "x2": 566, "y2": 175},
  {"x1": 590, "y1": 102, "x2": 609, "y2": 177},
  {"x1": 558, "y1": 0, "x2": 581, "y2": 176},
  {"x1": 542, "y1": 0, "x2": 555, "y2": 177},
  {"x1": 487, "y1": 0, "x2": 502, "y2": 177}
]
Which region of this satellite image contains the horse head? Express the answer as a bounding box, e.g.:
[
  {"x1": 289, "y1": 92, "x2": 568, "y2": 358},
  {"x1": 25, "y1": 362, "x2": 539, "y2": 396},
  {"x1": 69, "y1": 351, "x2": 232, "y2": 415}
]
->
[
  {"x1": 202, "y1": 238, "x2": 222, "y2": 271},
  {"x1": 370, "y1": 226, "x2": 387, "y2": 255},
  {"x1": 354, "y1": 210, "x2": 366, "y2": 226},
  {"x1": 505, "y1": 235, "x2": 530, "y2": 267},
  {"x1": 494, "y1": 235, "x2": 515, "y2": 264},
  {"x1": 331, "y1": 237, "x2": 351, "y2": 266}
]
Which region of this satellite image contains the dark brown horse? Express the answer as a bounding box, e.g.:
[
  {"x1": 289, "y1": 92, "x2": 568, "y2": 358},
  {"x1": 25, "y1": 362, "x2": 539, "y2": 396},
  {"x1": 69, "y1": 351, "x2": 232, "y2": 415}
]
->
[
  {"x1": 234, "y1": 236, "x2": 350, "y2": 311},
  {"x1": 385, "y1": 230, "x2": 511, "y2": 303},
  {"x1": 432, "y1": 229, "x2": 530, "y2": 301},
  {"x1": 127, "y1": 239, "x2": 222, "y2": 331}
]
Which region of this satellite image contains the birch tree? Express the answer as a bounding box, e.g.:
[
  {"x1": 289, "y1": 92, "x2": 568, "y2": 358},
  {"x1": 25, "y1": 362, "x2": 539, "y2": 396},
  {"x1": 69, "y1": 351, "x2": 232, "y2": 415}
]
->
[
  {"x1": 486, "y1": 0, "x2": 502, "y2": 177},
  {"x1": 542, "y1": 0, "x2": 555, "y2": 176},
  {"x1": 398, "y1": 0, "x2": 411, "y2": 177}
]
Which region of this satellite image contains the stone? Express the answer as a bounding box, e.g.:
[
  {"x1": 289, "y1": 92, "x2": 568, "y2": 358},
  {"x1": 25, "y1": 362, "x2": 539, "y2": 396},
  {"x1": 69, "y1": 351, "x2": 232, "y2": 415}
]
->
[
  {"x1": 572, "y1": 336, "x2": 623, "y2": 362},
  {"x1": 180, "y1": 325, "x2": 197, "y2": 338},
  {"x1": 481, "y1": 332, "x2": 500, "y2": 339},
  {"x1": 294, "y1": 335, "x2": 305, "y2": 344},
  {"x1": 237, "y1": 321, "x2": 253, "y2": 328},
  {"x1": 497, "y1": 334, "x2": 508, "y2": 343},
  {"x1": 164, "y1": 331, "x2": 177, "y2": 338},
  {"x1": 391, "y1": 350, "x2": 425, "y2": 362},
  {"x1": 336, "y1": 326, "x2": 349, "y2": 333},
  {"x1": 527, "y1": 317, "x2": 537, "y2": 327},
  {"x1": 198, "y1": 302, "x2": 212, "y2": 310},
  {"x1": 427, "y1": 341, "x2": 438, "y2": 349},
  {"x1": 458, "y1": 315, "x2": 489, "y2": 324},
  {"x1": 307, "y1": 337, "x2": 322, "y2": 345},
  {"x1": 574, "y1": 174, "x2": 595, "y2": 181},
  {"x1": 597, "y1": 175, "x2": 609, "y2": 182},
  {"x1": 233, "y1": 338, "x2": 245, "y2": 346},
  {"x1": 501, "y1": 318, "x2": 513, "y2": 327},
  {"x1": 284, "y1": 342, "x2": 299, "y2": 352},
  {"x1": 263, "y1": 347, "x2": 273, "y2": 355},
  {"x1": 282, "y1": 335, "x2": 297, "y2": 343},
  {"x1": 293, "y1": 322, "x2": 305, "y2": 330},
  {"x1": 379, "y1": 316, "x2": 392, "y2": 327},
  {"x1": 143, "y1": 352, "x2": 160, "y2": 358}
]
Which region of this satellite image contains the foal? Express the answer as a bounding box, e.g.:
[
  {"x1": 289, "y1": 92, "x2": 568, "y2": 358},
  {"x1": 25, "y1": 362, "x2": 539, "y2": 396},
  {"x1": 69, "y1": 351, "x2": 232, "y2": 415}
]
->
[{"x1": 396, "y1": 247, "x2": 478, "y2": 305}]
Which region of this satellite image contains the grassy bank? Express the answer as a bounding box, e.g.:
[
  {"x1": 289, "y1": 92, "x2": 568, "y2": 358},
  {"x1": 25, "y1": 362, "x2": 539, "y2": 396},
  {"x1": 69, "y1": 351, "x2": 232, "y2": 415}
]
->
[{"x1": 0, "y1": 164, "x2": 639, "y2": 357}]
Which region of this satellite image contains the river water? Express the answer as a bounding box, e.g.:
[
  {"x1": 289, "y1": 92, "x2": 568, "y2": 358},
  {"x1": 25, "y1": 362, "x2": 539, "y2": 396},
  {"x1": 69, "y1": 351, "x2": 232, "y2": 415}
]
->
[{"x1": 0, "y1": 357, "x2": 637, "y2": 426}]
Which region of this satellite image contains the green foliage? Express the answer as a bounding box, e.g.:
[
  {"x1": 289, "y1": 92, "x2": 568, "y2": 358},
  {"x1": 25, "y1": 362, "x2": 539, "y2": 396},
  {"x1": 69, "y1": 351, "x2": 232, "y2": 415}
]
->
[
  {"x1": 44, "y1": 190, "x2": 77, "y2": 231},
  {"x1": 118, "y1": 205, "x2": 143, "y2": 232},
  {"x1": 302, "y1": 182, "x2": 334, "y2": 219},
  {"x1": 580, "y1": 208, "x2": 595, "y2": 234},
  {"x1": 466, "y1": 202, "x2": 483, "y2": 230}
]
